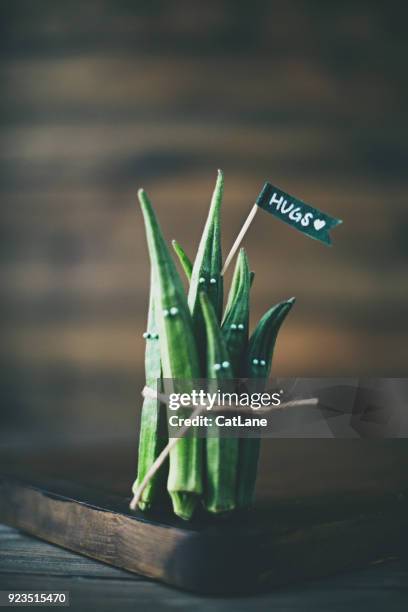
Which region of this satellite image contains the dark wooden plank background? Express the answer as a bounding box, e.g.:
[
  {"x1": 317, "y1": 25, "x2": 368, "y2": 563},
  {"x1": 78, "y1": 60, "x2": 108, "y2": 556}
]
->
[{"x1": 1, "y1": 1, "x2": 407, "y2": 442}]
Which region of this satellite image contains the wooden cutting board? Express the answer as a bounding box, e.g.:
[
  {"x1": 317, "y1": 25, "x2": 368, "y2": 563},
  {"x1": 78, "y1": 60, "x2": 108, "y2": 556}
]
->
[{"x1": 1, "y1": 439, "x2": 407, "y2": 594}]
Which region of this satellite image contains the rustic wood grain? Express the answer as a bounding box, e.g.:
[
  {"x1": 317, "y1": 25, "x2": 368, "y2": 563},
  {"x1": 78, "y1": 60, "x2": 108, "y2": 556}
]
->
[
  {"x1": 0, "y1": 524, "x2": 131, "y2": 579},
  {"x1": 1, "y1": 440, "x2": 408, "y2": 594},
  {"x1": 1, "y1": 526, "x2": 407, "y2": 612},
  {"x1": 1, "y1": 525, "x2": 408, "y2": 612}
]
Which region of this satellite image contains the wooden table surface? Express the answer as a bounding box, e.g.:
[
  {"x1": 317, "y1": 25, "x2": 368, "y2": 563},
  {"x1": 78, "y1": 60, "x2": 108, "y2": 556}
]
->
[{"x1": 0, "y1": 525, "x2": 407, "y2": 612}]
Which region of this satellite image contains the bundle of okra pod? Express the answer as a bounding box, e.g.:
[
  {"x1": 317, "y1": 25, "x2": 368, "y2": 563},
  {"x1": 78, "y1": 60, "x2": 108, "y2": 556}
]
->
[{"x1": 133, "y1": 170, "x2": 295, "y2": 520}]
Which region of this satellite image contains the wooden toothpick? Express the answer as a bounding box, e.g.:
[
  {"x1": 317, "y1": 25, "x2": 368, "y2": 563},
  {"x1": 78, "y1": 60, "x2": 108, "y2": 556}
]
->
[{"x1": 221, "y1": 203, "x2": 258, "y2": 275}]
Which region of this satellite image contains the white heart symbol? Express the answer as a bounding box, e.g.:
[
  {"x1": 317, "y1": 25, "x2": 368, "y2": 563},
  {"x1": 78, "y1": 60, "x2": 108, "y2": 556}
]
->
[{"x1": 314, "y1": 219, "x2": 326, "y2": 231}]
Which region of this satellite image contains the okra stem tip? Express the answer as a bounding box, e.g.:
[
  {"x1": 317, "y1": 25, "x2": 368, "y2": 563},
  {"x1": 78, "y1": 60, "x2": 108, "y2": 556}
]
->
[
  {"x1": 137, "y1": 188, "x2": 151, "y2": 210},
  {"x1": 287, "y1": 296, "x2": 296, "y2": 304}
]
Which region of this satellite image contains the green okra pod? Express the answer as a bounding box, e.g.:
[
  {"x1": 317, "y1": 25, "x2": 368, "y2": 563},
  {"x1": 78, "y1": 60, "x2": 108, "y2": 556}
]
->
[
  {"x1": 132, "y1": 273, "x2": 167, "y2": 510},
  {"x1": 200, "y1": 292, "x2": 239, "y2": 514},
  {"x1": 237, "y1": 297, "x2": 296, "y2": 508},
  {"x1": 247, "y1": 298, "x2": 296, "y2": 379},
  {"x1": 188, "y1": 171, "x2": 224, "y2": 359},
  {"x1": 138, "y1": 189, "x2": 203, "y2": 520},
  {"x1": 172, "y1": 239, "x2": 193, "y2": 281},
  {"x1": 221, "y1": 248, "x2": 250, "y2": 376}
]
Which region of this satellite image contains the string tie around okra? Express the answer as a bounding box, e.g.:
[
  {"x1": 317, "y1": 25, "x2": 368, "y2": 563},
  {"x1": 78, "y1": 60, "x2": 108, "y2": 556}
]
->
[{"x1": 129, "y1": 387, "x2": 318, "y2": 511}]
